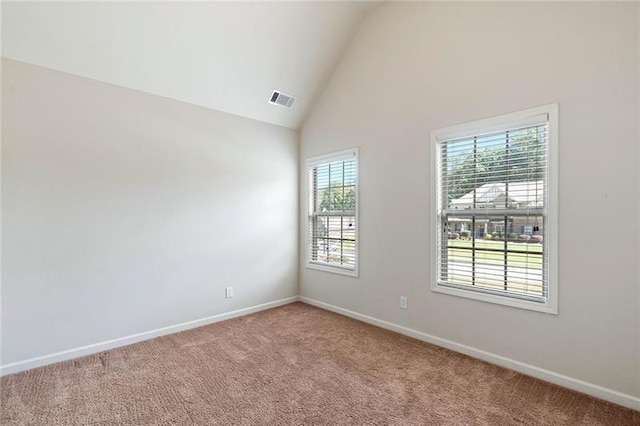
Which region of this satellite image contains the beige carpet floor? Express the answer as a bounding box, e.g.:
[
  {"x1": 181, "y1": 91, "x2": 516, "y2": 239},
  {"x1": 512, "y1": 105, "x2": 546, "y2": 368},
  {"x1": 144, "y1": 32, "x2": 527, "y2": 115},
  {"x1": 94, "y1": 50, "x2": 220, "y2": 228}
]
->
[{"x1": 1, "y1": 302, "x2": 638, "y2": 425}]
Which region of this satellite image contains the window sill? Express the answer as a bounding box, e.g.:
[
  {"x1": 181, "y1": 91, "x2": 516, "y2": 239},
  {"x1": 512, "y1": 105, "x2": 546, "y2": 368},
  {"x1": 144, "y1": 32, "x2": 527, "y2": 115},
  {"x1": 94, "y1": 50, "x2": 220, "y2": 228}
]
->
[
  {"x1": 431, "y1": 282, "x2": 558, "y2": 314},
  {"x1": 306, "y1": 262, "x2": 359, "y2": 278}
]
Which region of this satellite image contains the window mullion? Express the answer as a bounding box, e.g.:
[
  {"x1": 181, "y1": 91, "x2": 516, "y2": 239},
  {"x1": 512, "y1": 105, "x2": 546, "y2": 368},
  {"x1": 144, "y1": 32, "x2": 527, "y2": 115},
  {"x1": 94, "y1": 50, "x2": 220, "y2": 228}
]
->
[
  {"x1": 341, "y1": 161, "x2": 345, "y2": 265},
  {"x1": 472, "y1": 136, "x2": 477, "y2": 287},
  {"x1": 441, "y1": 142, "x2": 449, "y2": 283},
  {"x1": 503, "y1": 130, "x2": 510, "y2": 291},
  {"x1": 311, "y1": 168, "x2": 318, "y2": 261},
  {"x1": 503, "y1": 215, "x2": 508, "y2": 291}
]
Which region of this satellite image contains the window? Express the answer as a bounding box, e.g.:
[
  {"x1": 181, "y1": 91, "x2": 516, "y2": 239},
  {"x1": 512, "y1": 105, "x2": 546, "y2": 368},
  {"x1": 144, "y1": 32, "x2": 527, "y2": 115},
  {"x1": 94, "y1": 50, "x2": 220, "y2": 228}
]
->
[
  {"x1": 306, "y1": 148, "x2": 358, "y2": 276},
  {"x1": 431, "y1": 105, "x2": 558, "y2": 313}
]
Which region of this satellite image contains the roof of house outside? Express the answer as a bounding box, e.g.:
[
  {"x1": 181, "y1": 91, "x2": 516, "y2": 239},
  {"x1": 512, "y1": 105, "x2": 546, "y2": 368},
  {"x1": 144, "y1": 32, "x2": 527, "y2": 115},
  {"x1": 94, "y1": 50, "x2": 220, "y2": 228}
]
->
[{"x1": 450, "y1": 180, "x2": 544, "y2": 208}]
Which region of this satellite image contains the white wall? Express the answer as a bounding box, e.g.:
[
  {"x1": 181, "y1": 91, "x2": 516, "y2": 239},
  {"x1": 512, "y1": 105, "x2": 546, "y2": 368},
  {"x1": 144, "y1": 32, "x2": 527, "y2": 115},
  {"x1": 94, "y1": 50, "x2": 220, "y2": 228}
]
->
[
  {"x1": 300, "y1": 2, "x2": 640, "y2": 400},
  {"x1": 2, "y1": 59, "x2": 298, "y2": 366},
  {"x1": 637, "y1": 4, "x2": 640, "y2": 402}
]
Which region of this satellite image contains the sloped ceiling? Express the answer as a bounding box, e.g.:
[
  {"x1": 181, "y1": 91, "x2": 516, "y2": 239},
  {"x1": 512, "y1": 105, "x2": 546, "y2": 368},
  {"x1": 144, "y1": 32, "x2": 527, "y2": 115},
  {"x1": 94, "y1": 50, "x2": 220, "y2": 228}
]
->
[{"x1": 2, "y1": 2, "x2": 379, "y2": 129}]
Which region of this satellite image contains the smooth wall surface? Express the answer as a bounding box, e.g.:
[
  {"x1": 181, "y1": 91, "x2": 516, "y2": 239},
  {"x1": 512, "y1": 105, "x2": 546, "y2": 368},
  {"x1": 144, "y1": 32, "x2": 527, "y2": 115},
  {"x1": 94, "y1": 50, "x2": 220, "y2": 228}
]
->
[
  {"x1": 2, "y1": 59, "x2": 298, "y2": 365},
  {"x1": 300, "y1": 3, "x2": 640, "y2": 398},
  {"x1": 637, "y1": 4, "x2": 640, "y2": 399}
]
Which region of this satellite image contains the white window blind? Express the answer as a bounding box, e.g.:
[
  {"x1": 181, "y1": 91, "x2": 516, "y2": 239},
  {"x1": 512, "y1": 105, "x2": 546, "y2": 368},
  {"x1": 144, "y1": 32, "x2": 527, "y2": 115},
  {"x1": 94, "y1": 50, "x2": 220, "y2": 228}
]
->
[
  {"x1": 432, "y1": 105, "x2": 557, "y2": 313},
  {"x1": 306, "y1": 149, "x2": 358, "y2": 276}
]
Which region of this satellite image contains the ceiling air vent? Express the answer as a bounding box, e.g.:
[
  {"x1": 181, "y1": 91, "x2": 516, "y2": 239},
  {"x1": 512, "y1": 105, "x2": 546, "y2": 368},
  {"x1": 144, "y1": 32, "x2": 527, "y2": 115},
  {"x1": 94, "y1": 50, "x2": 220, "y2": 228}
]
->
[{"x1": 269, "y1": 90, "x2": 297, "y2": 109}]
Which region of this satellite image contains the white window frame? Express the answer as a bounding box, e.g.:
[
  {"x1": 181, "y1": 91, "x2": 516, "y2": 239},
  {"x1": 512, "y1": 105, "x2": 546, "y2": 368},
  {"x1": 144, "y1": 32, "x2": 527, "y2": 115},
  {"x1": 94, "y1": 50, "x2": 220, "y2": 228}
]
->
[
  {"x1": 430, "y1": 104, "x2": 558, "y2": 314},
  {"x1": 305, "y1": 148, "x2": 359, "y2": 277}
]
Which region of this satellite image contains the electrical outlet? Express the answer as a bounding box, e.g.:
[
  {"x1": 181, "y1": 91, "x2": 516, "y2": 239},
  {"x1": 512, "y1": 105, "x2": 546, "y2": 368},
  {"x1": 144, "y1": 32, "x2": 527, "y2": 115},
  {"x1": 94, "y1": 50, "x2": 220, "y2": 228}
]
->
[
  {"x1": 225, "y1": 287, "x2": 234, "y2": 299},
  {"x1": 400, "y1": 296, "x2": 408, "y2": 310}
]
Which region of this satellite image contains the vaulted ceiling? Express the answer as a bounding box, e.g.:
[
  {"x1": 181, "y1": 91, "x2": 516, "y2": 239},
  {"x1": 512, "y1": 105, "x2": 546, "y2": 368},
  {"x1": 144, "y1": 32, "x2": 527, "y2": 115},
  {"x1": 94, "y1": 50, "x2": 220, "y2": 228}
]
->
[{"x1": 2, "y1": 2, "x2": 380, "y2": 129}]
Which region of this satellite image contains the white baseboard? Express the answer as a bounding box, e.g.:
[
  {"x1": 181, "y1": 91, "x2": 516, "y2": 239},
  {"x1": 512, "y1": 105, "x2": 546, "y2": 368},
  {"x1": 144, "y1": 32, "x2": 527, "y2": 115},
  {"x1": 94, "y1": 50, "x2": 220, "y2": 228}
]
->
[
  {"x1": 299, "y1": 296, "x2": 640, "y2": 412},
  {"x1": 0, "y1": 296, "x2": 299, "y2": 377}
]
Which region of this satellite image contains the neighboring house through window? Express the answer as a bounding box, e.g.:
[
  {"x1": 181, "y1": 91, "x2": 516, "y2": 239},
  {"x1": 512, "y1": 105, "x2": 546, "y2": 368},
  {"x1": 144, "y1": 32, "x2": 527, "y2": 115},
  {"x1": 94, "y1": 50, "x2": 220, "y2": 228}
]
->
[
  {"x1": 431, "y1": 105, "x2": 558, "y2": 313},
  {"x1": 306, "y1": 148, "x2": 358, "y2": 277}
]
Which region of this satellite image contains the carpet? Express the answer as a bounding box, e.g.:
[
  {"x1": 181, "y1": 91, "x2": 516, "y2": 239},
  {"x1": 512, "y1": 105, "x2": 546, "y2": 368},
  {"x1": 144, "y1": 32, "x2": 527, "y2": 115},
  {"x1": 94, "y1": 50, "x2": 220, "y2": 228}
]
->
[{"x1": 1, "y1": 302, "x2": 638, "y2": 425}]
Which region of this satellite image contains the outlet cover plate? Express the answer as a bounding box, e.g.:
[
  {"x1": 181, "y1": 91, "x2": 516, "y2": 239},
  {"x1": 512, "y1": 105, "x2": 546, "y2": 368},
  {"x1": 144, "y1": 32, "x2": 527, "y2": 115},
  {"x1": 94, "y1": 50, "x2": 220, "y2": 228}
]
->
[{"x1": 400, "y1": 296, "x2": 408, "y2": 309}]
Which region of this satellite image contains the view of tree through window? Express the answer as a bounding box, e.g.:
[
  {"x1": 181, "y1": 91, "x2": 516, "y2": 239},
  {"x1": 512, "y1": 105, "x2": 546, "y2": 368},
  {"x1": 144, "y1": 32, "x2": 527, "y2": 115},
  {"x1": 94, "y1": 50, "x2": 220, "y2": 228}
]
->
[{"x1": 445, "y1": 126, "x2": 546, "y2": 203}]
